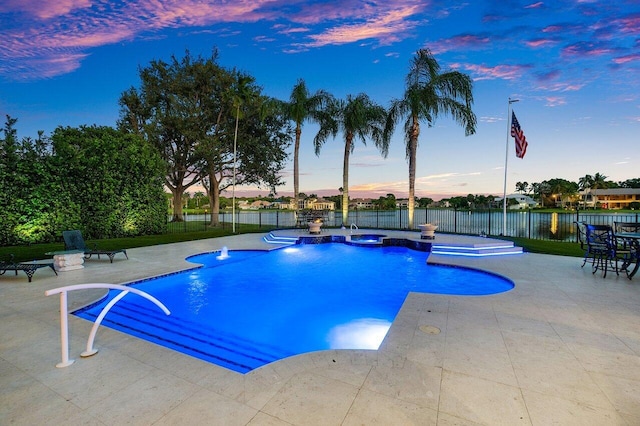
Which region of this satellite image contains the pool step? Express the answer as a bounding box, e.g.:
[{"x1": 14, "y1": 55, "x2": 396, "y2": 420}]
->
[
  {"x1": 431, "y1": 241, "x2": 523, "y2": 257},
  {"x1": 263, "y1": 232, "x2": 298, "y2": 245},
  {"x1": 77, "y1": 302, "x2": 293, "y2": 374}
]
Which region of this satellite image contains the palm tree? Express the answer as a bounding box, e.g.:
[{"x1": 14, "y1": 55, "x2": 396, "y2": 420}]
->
[
  {"x1": 231, "y1": 73, "x2": 255, "y2": 232},
  {"x1": 314, "y1": 93, "x2": 389, "y2": 226},
  {"x1": 591, "y1": 172, "x2": 608, "y2": 190},
  {"x1": 386, "y1": 48, "x2": 476, "y2": 229},
  {"x1": 590, "y1": 172, "x2": 609, "y2": 209},
  {"x1": 278, "y1": 80, "x2": 332, "y2": 213},
  {"x1": 578, "y1": 174, "x2": 593, "y2": 208},
  {"x1": 515, "y1": 181, "x2": 529, "y2": 194}
]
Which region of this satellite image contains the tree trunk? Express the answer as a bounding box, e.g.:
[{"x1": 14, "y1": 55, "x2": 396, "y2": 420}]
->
[
  {"x1": 407, "y1": 119, "x2": 420, "y2": 229},
  {"x1": 206, "y1": 164, "x2": 221, "y2": 226},
  {"x1": 170, "y1": 184, "x2": 185, "y2": 222},
  {"x1": 342, "y1": 134, "x2": 352, "y2": 226},
  {"x1": 293, "y1": 125, "x2": 301, "y2": 213}
]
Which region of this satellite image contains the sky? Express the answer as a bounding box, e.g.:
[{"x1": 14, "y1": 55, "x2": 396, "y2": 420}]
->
[{"x1": 1, "y1": 0, "x2": 639, "y2": 201}]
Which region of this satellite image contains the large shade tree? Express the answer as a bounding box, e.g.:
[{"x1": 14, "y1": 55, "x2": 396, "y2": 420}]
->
[
  {"x1": 314, "y1": 93, "x2": 389, "y2": 226},
  {"x1": 277, "y1": 79, "x2": 332, "y2": 213},
  {"x1": 386, "y1": 48, "x2": 477, "y2": 229},
  {"x1": 119, "y1": 50, "x2": 228, "y2": 221},
  {"x1": 119, "y1": 51, "x2": 290, "y2": 225}
]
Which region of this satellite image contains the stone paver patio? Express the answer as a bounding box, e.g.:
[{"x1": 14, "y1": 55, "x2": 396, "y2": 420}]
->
[{"x1": 2, "y1": 229, "x2": 639, "y2": 425}]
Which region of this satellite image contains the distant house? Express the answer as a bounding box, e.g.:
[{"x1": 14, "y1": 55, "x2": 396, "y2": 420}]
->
[
  {"x1": 351, "y1": 198, "x2": 374, "y2": 209},
  {"x1": 237, "y1": 200, "x2": 272, "y2": 210},
  {"x1": 271, "y1": 200, "x2": 290, "y2": 210},
  {"x1": 290, "y1": 197, "x2": 336, "y2": 211},
  {"x1": 495, "y1": 194, "x2": 538, "y2": 210},
  {"x1": 395, "y1": 199, "x2": 410, "y2": 208},
  {"x1": 581, "y1": 188, "x2": 640, "y2": 209},
  {"x1": 311, "y1": 198, "x2": 336, "y2": 210}
]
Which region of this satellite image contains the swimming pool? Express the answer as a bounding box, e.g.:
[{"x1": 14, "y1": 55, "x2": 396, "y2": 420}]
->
[{"x1": 75, "y1": 243, "x2": 513, "y2": 373}]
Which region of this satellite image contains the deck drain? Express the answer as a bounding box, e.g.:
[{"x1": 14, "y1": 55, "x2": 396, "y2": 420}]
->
[{"x1": 419, "y1": 325, "x2": 441, "y2": 335}]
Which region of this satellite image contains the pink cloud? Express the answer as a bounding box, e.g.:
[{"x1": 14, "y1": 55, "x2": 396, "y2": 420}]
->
[
  {"x1": 544, "y1": 96, "x2": 566, "y2": 107},
  {"x1": 283, "y1": 0, "x2": 378, "y2": 25},
  {"x1": 612, "y1": 14, "x2": 640, "y2": 35},
  {"x1": 1, "y1": 0, "x2": 429, "y2": 79},
  {"x1": 561, "y1": 41, "x2": 614, "y2": 58},
  {"x1": 525, "y1": 38, "x2": 556, "y2": 48},
  {"x1": 612, "y1": 53, "x2": 640, "y2": 64},
  {"x1": 536, "y1": 69, "x2": 561, "y2": 81},
  {"x1": 0, "y1": 0, "x2": 91, "y2": 20},
  {"x1": 428, "y1": 34, "x2": 491, "y2": 54},
  {"x1": 276, "y1": 27, "x2": 311, "y2": 35},
  {"x1": 0, "y1": 0, "x2": 276, "y2": 79},
  {"x1": 539, "y1": 82, "x2": 585, "y2": 92},
  {"x1": 303, "y1": 5, "x2": 423, "y2": 47},
  {"x1": 452, "y1": 63, "x2": 532, "y2": 81},
  {"x1": 524, "y1": 2, "x2": 544, "y2": 9}
]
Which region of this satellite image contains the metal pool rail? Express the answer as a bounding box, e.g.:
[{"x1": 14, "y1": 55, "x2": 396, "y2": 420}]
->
[{"x1": 45, "y1": 283, "x2": 170, "y2": 368}]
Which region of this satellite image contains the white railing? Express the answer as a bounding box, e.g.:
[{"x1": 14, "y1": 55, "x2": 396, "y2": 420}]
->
[{"x1": 45, "y1": 283, "x2": 170, "y2": 368}]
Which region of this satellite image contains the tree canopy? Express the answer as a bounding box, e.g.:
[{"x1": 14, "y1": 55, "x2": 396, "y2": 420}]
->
[{"x1": 119, "y1": 50, "x2": 291, "y2": 225}]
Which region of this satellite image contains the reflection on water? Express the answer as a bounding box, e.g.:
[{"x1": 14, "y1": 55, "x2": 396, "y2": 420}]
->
[
  {"x1": 327, "y1": 318, "x2": 391, "y2": 350},
  {"x1": 550, "y1": 212, "x2": 558, "y2": 236}
]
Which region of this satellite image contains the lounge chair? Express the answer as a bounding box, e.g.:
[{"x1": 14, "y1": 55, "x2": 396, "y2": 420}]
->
[
  {"x1": 0, "y1": 254, "x2": 58, "y2": 282},
  {"x1": 62, "y1": 230, "x2": 128, "y2": 263}
]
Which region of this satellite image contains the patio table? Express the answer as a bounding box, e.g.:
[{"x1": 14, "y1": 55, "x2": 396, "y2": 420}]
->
[{"x1": 615, "y1": 232, "x2": 640, "y2": 279}]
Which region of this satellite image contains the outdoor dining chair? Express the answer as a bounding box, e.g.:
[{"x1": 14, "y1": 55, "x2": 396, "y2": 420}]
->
[
  {"x1": 574, "y1": 221, "x2": 591, "y2": 267},
  {"x1": 613, "y1": 221, "x2": 640, "y2": 278},
  {"x1": 585, "y1": 224, "x2": 632, "y2": 278}
]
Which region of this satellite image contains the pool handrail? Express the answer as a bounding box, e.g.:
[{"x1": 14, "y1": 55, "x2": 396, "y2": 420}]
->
[{"x1": 45, "y1": 283, "x2": 170, "y2": 368}]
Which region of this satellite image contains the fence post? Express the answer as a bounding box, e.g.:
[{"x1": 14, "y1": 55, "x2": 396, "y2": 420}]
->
[{"x1": 454, "y1": 208, "x2": 457, "y2": 233}]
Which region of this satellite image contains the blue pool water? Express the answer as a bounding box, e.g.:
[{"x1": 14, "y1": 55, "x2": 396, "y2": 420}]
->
[{"x1": 75, "y1": 243, "x2": 513, "y2": 373}]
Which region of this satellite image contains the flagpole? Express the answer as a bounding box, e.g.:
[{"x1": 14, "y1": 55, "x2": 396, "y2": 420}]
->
[{"x1": 503, "y1": 98, "x2": 519, "y2": 236}]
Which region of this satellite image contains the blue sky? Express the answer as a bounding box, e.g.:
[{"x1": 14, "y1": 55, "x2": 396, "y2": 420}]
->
[{"x1": 1, "y1": 0, "x2": 639, "y2": 200}]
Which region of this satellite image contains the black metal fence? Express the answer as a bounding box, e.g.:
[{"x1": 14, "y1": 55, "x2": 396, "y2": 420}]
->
[{"x1": 167, "y1": 208, "x2": 640, "y2": 243}]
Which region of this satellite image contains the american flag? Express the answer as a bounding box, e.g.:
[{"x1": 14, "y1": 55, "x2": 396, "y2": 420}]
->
[{"x1": 511, "y1": 111, "x2": 528, "y2": 158}]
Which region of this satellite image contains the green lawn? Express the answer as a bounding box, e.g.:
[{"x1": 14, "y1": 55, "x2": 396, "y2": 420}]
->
[
  {"x1": 0, "y1": 224, "x2": 271, "y2": 263},
  {"x1": 501, "y1": 237, "x2": 584, "y2": 257},
  {"x1": 1, "y1": 225, "x2": 583, "y2": 263}
]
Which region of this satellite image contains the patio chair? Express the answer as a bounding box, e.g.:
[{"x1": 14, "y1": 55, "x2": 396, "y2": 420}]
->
[
  {"x1": 585, "y1": 224, "x2": 631, "y2": 278},
  {"x1": 0, "y1": 254, "x2": 57, "y2": 282},
  {"x1": 62, "y1": 230, "x2": 128, "y2": 263},
  {"x1": 574, "y1": 221, "x2": 591, "y2": 267},
  {"x1": 613, "y1": 221, "x2": 640, "y2": 275}
]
